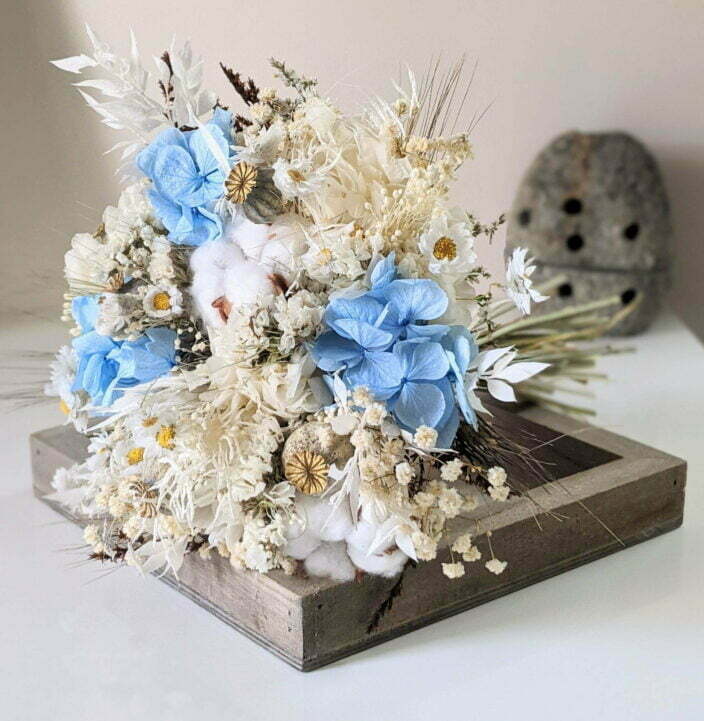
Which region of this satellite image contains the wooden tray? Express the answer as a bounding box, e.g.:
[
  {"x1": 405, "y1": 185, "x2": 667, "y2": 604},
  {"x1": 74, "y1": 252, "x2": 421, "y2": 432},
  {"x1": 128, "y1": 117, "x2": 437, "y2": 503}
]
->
[{"x1": 30, "y1": 406, "x2": 686, "y2": 671}]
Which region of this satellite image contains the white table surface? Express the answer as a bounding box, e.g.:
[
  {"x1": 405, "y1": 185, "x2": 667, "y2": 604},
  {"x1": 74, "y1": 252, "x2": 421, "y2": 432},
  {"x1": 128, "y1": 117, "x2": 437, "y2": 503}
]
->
[{"x1": 2, "y1": 313, "x2": 703, "y2": 721}]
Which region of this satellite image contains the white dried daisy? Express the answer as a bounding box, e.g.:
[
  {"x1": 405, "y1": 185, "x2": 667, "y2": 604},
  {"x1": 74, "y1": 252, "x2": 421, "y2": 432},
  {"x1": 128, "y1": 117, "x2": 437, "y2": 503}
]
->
[
  {"x1": 272, "y1": 158, "x2": 327, "y2": 200},
  {"x1": 418, "y1": 209, "x2": 476, "y2": 276},
  {"x1": 142, "y1": 284, "x2": 183, "y2": 319}
]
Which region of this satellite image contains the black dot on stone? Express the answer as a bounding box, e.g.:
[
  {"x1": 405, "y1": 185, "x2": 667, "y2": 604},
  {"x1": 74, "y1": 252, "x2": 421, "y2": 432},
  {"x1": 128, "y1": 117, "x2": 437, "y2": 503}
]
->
[
  {"x1": 621, "y1": 288, "x2": 637, "y2": 305},
  {"x1": 566, "y1": 234, "x2": 584, "y2": 252},
  {"x1": 623, "y1": 223, "x2": 640, "y2": 240},
  {"x1": 518, "y1": 208, "x2": 531, "y2": 227},
  {"x1": 558, "y1": 283, "x2": 573, "y2": 298},
  {"x1": 563, "y1": 198, "x2": 582, "y2": 215}
]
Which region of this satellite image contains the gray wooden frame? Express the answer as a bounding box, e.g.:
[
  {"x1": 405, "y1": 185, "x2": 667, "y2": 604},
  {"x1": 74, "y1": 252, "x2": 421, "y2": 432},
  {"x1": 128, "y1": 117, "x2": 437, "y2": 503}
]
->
[{"x1": 30, "y1": 406, "x2": 686, "y2": 671}]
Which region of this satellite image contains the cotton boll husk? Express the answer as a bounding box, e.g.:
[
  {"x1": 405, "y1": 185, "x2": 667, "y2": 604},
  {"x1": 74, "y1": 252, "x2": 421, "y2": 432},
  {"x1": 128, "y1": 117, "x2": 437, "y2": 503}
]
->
[
  {"x1": 346, "y1": 543, "x2": 408, "y2": 578},
  {"x1": 303, "y1": 541, "x2": 356, "y2": 582}
]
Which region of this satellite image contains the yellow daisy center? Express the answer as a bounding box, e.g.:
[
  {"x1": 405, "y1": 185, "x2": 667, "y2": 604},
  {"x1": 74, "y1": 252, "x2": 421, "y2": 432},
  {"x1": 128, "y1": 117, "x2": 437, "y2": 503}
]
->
[
  {"x1": 287, "y1": 169, "x2": 305, "y2": 182},
  {"x1": 126, "y1": 447, "x2": 145, "y2": 465},
  {"x1": 156, "y1": 425, "x2": 175, "y2": 449},
  {"x1": 142, "y1": 416, "x2": 158, "y2": 427},
  {"x1": 432, "y1": 236, "x2": 457, "y2": 261},
  {"x1": 318, "y1": 248, "x2": 333, "y2": 263},
  {"x1": 152, "y1": 292, "x2": 172, "y2": 311},
  {"x1": 59, "y1": 399, "x2": 70, "y2": 415}
]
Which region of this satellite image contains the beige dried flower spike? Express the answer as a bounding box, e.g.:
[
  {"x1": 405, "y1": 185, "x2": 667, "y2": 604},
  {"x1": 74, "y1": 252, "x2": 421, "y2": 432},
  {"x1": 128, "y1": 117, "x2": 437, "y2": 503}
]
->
[
  {"x1": 225, "y1": 161, "x2": 258, "y2": 204},
  {"x1": 285, "y1": 451, "x2": 329, "y2": 494}
]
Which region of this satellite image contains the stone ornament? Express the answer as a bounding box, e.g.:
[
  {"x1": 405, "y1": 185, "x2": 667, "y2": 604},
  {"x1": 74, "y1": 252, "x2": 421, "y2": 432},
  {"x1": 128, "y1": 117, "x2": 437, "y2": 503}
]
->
[{"x1": 506, "y1": 131, "x2": 672, "y2": 335}]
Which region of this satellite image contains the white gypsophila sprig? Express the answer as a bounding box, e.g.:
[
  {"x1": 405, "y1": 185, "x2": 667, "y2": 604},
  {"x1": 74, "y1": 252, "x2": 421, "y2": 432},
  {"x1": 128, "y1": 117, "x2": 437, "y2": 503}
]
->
[{"x1": 505, "y1": 247, "x2": 549, "y2": 315}]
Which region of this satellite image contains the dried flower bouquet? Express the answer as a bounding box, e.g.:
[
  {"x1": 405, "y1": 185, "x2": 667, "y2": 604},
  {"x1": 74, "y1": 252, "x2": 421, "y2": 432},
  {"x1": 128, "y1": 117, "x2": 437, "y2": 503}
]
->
[{"x1": 46, "y1": 29, "x2": 626, "y2": 584}]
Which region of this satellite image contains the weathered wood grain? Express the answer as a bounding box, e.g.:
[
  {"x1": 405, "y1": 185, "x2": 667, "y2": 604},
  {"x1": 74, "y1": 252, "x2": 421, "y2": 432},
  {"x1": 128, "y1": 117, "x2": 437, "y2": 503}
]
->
[{"x1": 30, "y1": 408, "x2": 686, "y2": 671}]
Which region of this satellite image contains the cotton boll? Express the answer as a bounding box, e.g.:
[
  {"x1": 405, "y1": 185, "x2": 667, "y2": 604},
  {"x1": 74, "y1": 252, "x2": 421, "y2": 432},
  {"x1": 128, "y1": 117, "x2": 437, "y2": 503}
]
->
[
  {"x1": 223, "y1": 216, "x2": 295, "y2": 282},
  {"x1": 283, "y1": 530, "x2": 322, "y2": 560},
  {"x1": 189, "y1": 237, "x2": 245, "y2": 274},
  {"x1": 223, "y1": 259, "x2": 279, "y2": 307},
  {"x1": 345, "y1": 519, "x2": 396, "y2": 555},
  {"x1": 346, "y1": 543, "x2": 408, "y2": 578},
  {"x1": 303, "y1": 541, "x2": 356, "y2": 582},
  {"x1": 222, "y1": 217, "x2": 271, "y2": 262},
  {"x1": 189, "y1": 240, "x2": 246, "y2": 328},
  {"x1": 296, "y1": 494, "x2": 354, "y2": 542}
]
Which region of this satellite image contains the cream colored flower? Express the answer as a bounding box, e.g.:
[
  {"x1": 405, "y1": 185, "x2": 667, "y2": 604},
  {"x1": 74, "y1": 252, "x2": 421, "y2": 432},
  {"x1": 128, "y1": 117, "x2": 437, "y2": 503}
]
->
[
  {"x1": 395, "y1": 461, "x2": 414, "y2": 485},
  {"x1": 451, "y1": 533, "x2": 474, "y2": 554},
  {"x1": 462, "y1": 546, "x2": 482, "y2": 562},
  {"x1": 485, "y1": 558, "x2": 507, "y2": 575},
  {"x1": 441, "y1": 458, "x2": 464, "y2": 482},
  {"x1": 413, "y1": 425, "x2": 438, "y2": 450},
  {"x1": 442, "y1": 561, "x2": 465, "y2": 579},
  {"x1": 489, "y1": 485, "x2": 510, "y2": 502},
  {"x1": 272, "y1": 158, "x2": 326, "y2": 200},
  {"x1": 418, "y1": 209, "x2": 476, "y2": 276},
  {"x1": 487, "y1": 466, "x2": 508, "y2": 487}
]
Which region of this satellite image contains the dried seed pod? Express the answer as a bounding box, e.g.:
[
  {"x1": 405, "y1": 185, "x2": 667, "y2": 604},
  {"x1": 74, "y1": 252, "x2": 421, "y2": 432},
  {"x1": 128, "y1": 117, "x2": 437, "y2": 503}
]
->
[
  {"x1": 284, "y1": 451, "x2": 329, "y2": 494},
  {"x1": 126, "y1": 479, "x2": 157, "y2": 501},
  {"x1": 137, "y1": 501, "x2": 158, "y2": 518},
  {"x1": 242, "y1": 168, "x2": 284, "y2": 224},
  {"x1": 282, "y1": 421, "x2": 354, "y2": 472},
  {"x1": 225, "y1": 161, "x2": 258, "y2": 204}
]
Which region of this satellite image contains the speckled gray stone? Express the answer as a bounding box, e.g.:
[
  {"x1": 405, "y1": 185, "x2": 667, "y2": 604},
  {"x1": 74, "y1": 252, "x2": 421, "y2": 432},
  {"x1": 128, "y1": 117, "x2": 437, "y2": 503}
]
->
[{"x1": 506, "y1": 131, "x2": 672, "y2": 335}]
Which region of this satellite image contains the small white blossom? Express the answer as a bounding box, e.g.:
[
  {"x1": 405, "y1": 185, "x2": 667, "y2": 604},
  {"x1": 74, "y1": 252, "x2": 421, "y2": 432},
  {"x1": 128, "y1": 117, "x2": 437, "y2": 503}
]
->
[
  {"x1": 441, "y1": 458, "x2": 464, "y2": 482},
  {"x1": 364, "y1": 403, "x2": 386, "y2": 427},
  {"x1": 462, "y1": 546, "x2": 482, "y2": 563},
  {"x1": 352, "y1": 386, "x2": 374, "y2": 407},
  {"x1": 395, "y1": 461, "x2": 414, "y2": 485},
  {"x1": 505, "y1": 247, "x2": 549, "y2": 315},
  {"x1": 438, "y1": 488, "x2": 464, "y2": 518},
  {"x1": 83, "y1": 524, "x2": 100, "y2": 546},
  {"x1": 451, "y1": 533, "x2": 474, "y2": 554},
  {"x1": 413, "y1": 425, "x2": 438, "y2": 450},
  {"x1": 487, "y1": 466, "x2": 508, "y2": 487},
  {"x1": 485, "y1": 558, "x2": 508, "y2": 575},
  {"x1": 442, "y1": 561, "x2": 465, "y2": 579},
  {"x1": 489, "y1": 485, "x2": 510, "y2": 502},
  {"x1": 411, "y1": 531, "x2": 438, "y2": 561}
]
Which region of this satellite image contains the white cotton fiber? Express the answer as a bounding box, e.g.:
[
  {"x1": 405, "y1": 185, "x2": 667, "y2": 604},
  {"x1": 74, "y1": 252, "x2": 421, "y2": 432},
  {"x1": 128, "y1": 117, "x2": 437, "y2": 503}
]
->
[
  {"x1": 303, "y1": 541, "x2": 356, "y2": 582},
  {"x1": 283, "y1": 528, "x2": 321, "y2": 561},
  {"x1": 345, "y1": 519, "x2": 395, "y2": 555},
  {"x1": 222, "y1": 259, "x2": 278, "y2": 307},
  {"x1": 346, "y1": 543, "x2": 408, "y2": 578},
  {"x1": 297, "y1": 495, "x2": 354, "y2": 542},
  {"x1": 223, "y1": 217, "x2": 294, "y2": 281},
  {"x1": 188, "y1": 239, "x2": 246, "y2": 328}
]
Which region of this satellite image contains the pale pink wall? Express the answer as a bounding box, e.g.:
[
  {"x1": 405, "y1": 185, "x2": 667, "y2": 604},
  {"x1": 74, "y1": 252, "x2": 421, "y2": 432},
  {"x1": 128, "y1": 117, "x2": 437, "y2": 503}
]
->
[{"x1": 3, "y1": 0, "x2": 703, "y2": 338}]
